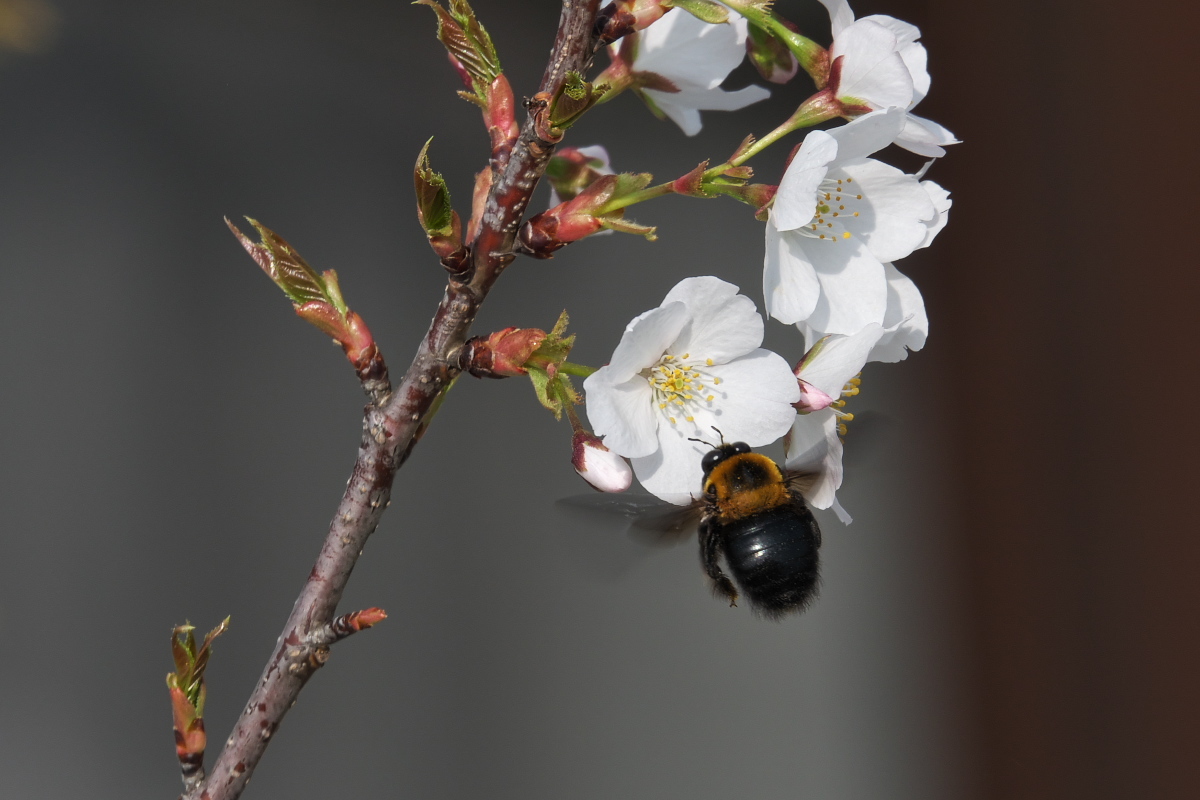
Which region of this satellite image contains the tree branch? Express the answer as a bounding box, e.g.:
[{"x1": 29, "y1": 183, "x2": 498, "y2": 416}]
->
[{"x1": 180, "y1": 3, "x2": 600, "y2": 798}]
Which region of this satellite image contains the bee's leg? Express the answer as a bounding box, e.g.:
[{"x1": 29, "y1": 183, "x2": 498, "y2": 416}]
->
[{"x1": 699, "y1": 521, "x2": 738, "y2": 607}]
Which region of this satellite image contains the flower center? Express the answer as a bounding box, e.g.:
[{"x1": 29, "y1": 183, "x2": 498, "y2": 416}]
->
[
  {"x1": 644, "y1": 353, "x2": 721, "y2": 426},
  {"x1": 797, "y1": 174, "x2": 864, "y2": 243}
]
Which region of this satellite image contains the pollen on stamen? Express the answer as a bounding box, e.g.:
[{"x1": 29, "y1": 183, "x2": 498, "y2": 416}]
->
[
  {"x1": 837, "y1": 423, "x2": 848, "y2": 436},
  {"x1": 856, "y1": 194, "x2": 862, "y2": 200},
  {"x1": 686, "y1": 416, "x2": 695, "y2": 422},
  {"x1": 707, "y1": 395, "x2": 714, "y2": 402},
  {"x1": 714, "y1": 377, "x2": 722, "y2": 384},
  {"x1": 706, "y1": 358, "x2": 713, "y2": 366},
  {"x1": 670, "y1": 417, "x2": 677, "y2": 424},
  {"x1": 842, "y1": 232, "x2": 851, "y2": 239}
]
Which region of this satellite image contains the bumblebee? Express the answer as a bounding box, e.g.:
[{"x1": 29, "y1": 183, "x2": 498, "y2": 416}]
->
[
  {"x1": 560, "y1": 438, "x2": 823, "y2": 619},
  {"x1": 695, "y1": 441, "x2": 822, "y2": 619}
]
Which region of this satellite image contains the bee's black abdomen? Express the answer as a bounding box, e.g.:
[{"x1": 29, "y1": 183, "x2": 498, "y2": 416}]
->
[{"x1": 719, "y1": 501, "x2": 821, "y2": 619}]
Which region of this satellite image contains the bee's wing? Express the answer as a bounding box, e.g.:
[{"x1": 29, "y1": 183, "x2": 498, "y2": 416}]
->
[
  {"x1": 627, "y1": 502, "x2": 705, "y2": 545},
  {"x1": 556, "y1": 493, "x2": 705, "y2": 546},
  {"x1": 783, "y1": 469, "x2": 822, "y2": 498},
  {"x1": 556, "y1": 493, "x2": 671, "y2": 519}
]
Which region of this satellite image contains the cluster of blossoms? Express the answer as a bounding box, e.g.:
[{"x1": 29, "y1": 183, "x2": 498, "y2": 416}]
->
[{"x1": 568, "y1": 0, "x2": 957, "y2": 522}]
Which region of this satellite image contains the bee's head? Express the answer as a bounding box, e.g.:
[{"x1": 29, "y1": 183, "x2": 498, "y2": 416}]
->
[{"x1": 699, "y1": 441, "x2": 751, "y2": 476}]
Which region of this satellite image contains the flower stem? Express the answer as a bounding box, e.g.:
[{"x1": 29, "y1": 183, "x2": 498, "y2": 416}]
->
[
  {"x1": 728, "y1": 96, "x2": 838, "y2": 167},
  {"x1": 596, "y1": 97, "x2": 835, "y2": 215},
  {"x1": 558, "y1": 361, "x2": 598, "y2": 377}
]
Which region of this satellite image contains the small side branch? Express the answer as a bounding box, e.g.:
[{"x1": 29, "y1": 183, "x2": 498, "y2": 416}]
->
[
  {"x1": 354, "y1": 343, "x2": 392, "y2": 407},
  {"x1": 306, "y1": 607, "x2": 388, "y2": 648}
]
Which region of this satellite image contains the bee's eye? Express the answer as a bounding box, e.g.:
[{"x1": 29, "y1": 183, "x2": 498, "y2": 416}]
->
[
  {"x1": 701, "y1": 450, "x2": 723, "y2": 474},
  {"x1": 731, "y1": 442, "x2": 751, "y2": 455}
]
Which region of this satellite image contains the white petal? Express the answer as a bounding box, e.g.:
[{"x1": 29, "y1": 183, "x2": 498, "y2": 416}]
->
[
  {"x1": 825, "y1": 108, "x2": 906, "y2": 164},
  {"x1": 784, "y1": 409, "x2": 844, "y2": 511},
  {"x1": 631, "y1": 424, "x2": 708, "y2": 505},
  {"x1": 818, "y1": 0, "x2": 856, "y2": 36},
  {"x1": 643, "y1": 84, "x2": 771, "y2": 136},
  {"x1": 831, "y1": 20, "x2": 913, "y2": 110},
  {"x1": 894, "y1": 113, "x2": 959, "y2": 157},
  {"x1": 796, "y1": 324, "x2": 885, "y2": 397},
  {"x1": 763, "y1": 221, "x2": 821, "y2": 325},
  {"x1": 917, "y1": 179, "x2": 952, "y2": 249},
  {"x1": 604, "y1": 302, "x2": 690, "y2": 382},
  {"x1": 637, "y1": 11, "x2": 751, "y2": 90},
  {"x1": 663, "y1": 276, "x2": 764, "y2": 363},
  {"x1": 836, "y1": 158, "x2": 934, "y2": 263},
  {"x1": 773, "y1": 130, "x2": 837, "y2": 231},
  {"x1": 583, "y1": 375, "x2": 660, "y2": 458},
  {"x1": 803, "y1": 235, "x2": 888, "y2": 335},
  {"x1": 870, "y1": 263, "x2": 928, "y2": 363},
  {"x1": 862, "y1": 15, "x2": 930, "y2": 102},
  {"x1": 653, "y1": 99, "x2": 704, "y2": 137},
  {"x1": 702, "y1": 349, "x2": 799, "y2": 445}
]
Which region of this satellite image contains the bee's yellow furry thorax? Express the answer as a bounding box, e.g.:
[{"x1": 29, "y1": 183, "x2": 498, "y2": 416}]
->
[{"x1": 704, "y1": 452, "x2": 790, "y2": 521}]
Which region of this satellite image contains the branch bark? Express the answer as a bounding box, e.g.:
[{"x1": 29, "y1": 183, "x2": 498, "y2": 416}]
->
[{"x1": 180, "y1": 3, "x2": 600, "y2": 798}]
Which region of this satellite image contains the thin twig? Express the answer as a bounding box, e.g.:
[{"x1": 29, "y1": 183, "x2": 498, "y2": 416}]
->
[{"x1": 180, "y1": 3, "x2": 600, "y2": 798}]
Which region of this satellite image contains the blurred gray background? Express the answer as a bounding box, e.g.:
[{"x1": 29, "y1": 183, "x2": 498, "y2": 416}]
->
[{"x1": 1, "y1": 1, "x2": 1196, "y2": 799}]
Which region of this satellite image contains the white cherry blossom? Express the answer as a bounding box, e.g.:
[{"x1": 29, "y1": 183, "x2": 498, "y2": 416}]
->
[
  {"x1": 786, "y1": 323, "x2": 886, "y2": 523},
  {"x1": 819, "y1": 0, "x2": 959, "y2": 156},
  {"x1": 800, "y1": 261, "x2": 929, "y2": 364},
  {"x1": 764, "y1": 109, "x2": 949, "y2": 337},
  {"x1": 584, "y1": 277, "x2": 798, "y2": 504},
  {"x1": 629, "y1": 9, "x2": 770, "y2": 136}
]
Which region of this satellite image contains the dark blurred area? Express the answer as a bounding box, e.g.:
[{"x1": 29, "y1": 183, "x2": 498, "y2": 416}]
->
[{"x1": 0, "y1": 1, "x2": 1195, "y2": 798}]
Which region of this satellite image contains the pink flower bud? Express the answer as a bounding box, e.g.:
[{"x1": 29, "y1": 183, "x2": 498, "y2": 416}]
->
[
  {"x1": 462, "y1": 327, "x2": 547, "y2": 378},
  {"x1": 794, "y1": 379, "x2": 835, "y2": 413},
  {"x1": 572, "y1": 431, "x2": 633, "y2": 493}
]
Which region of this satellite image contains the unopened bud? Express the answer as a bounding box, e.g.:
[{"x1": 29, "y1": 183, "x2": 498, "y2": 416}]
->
[
  {"x1": 793, "y1": 379, "x2": 835, "y2": 413},
  {"x1": 572, "y1": 431, "x2": 633, "y2": 492},
  {"x1": 485, "y1": 74, "x2": 519, "y2": 162},
  {"x1": 462, "y1": 327, "x2": 547, "y2": 378},
  {"x1": 518, "y1": 173, "x2": 653, "y2": 258},
  {"x1": 746, "y1": 18, "x2": 800, "y2": 84}
]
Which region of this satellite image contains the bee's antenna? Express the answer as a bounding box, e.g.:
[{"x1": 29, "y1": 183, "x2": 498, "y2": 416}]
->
[
  {"x1": 688, "y1": 435, "x2": 717, "y2": 448},
  {"x1": 711, "y1": 427, "x2": 726, "y2": 445}
]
